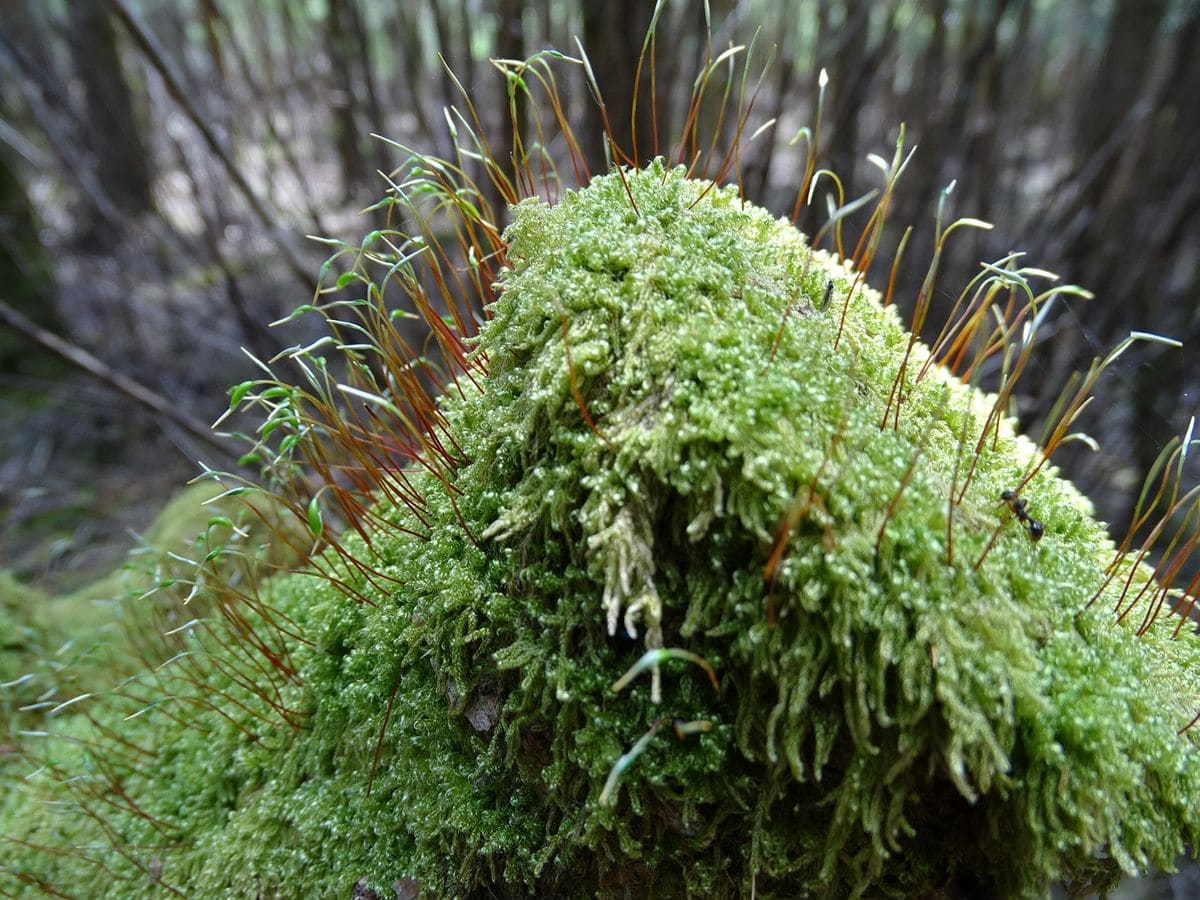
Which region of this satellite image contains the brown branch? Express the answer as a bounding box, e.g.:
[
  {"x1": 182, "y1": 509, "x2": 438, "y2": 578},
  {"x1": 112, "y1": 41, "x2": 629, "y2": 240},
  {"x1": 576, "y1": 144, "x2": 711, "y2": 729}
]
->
[{"x1": 0, "y1": 296, "x2": 234, "y2": 456}]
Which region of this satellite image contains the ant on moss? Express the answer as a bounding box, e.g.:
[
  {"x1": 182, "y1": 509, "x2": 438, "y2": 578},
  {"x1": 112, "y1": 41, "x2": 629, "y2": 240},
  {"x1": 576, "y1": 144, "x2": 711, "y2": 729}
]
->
[{"x1": 1001, "y1": 490, "x2": 1045, "y2": 542}]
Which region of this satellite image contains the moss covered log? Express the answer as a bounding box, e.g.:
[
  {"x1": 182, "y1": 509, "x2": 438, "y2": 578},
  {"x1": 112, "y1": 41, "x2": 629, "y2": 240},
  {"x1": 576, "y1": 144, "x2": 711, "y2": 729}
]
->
[{"x1": 4, "y1": 160, "x2": 1199, "y2": 898}]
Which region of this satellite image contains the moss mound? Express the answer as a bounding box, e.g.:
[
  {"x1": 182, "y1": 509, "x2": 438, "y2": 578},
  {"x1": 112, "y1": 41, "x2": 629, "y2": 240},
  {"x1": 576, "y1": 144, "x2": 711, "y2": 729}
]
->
[{"x1": 4, "y1": 162, "x2": 1199, "y2": 898}]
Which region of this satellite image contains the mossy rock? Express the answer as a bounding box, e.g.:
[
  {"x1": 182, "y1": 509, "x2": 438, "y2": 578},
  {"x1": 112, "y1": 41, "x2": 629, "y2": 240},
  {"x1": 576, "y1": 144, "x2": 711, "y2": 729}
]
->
[{"x1": 3, "y1": 162, "x2": 1198, "y2": 898}]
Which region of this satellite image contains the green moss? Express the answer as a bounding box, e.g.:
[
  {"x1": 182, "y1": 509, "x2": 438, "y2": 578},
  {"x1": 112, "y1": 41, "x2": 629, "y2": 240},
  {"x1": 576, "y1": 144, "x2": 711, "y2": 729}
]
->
[{"x1": 3, "y1": 162, "x2": 1199, "y2": 898}]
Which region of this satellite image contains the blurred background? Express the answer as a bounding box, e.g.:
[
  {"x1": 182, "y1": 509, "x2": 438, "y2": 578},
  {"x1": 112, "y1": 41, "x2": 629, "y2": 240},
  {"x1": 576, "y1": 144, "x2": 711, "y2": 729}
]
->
[{"x1": 1, "y1": 0, "x2": 1198, "y2": 594}]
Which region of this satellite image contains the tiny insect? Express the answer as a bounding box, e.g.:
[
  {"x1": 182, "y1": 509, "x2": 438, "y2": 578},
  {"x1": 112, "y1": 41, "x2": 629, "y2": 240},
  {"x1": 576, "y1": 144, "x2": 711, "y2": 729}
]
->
[
  {"x1": 819, "y1": 278, "x2": 835, "y2": 311},
  {"x1": 1000, "y1": 489, "x2": 1045, "y2": 542}
]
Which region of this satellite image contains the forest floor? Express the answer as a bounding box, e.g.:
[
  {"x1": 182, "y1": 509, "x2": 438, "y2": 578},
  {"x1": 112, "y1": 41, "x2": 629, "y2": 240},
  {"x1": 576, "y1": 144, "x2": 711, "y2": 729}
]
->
[
  {"x1": 0, "y1": 404, "x2": 197, "y2": 592},
  {"x1": 0, "y1": 222, "x2": 321, "y2": 594}
]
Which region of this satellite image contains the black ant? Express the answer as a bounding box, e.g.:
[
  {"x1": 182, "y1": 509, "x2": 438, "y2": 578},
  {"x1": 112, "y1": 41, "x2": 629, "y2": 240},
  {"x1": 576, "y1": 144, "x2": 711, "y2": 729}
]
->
[{"x1": 1000, "y1": 490, "x2": 1045, "y2": 542}]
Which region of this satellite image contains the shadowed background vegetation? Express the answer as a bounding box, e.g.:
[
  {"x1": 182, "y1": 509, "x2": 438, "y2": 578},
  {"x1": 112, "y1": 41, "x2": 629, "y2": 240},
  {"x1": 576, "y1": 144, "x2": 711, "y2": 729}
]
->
[{"x1": 1, "y1": 0, "x2": 1198, "y2": 601}]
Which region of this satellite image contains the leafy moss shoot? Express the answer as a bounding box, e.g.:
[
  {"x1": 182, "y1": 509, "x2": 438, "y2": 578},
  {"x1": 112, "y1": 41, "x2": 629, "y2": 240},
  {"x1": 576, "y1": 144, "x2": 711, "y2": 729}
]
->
[{"x1": 3, "y1": 43, "x2": 1200, "y2": 900}]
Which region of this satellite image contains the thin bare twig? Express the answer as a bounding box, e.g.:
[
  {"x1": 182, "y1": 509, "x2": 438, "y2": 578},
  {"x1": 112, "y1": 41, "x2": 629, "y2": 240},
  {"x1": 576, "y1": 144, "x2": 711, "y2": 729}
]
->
[{"x1": 0, "y1": 296, "x2": 234, "y2": 457}]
